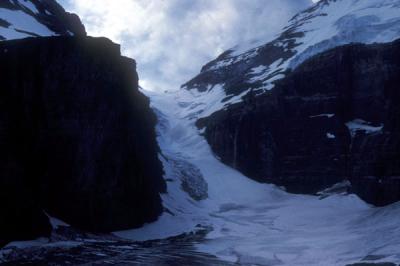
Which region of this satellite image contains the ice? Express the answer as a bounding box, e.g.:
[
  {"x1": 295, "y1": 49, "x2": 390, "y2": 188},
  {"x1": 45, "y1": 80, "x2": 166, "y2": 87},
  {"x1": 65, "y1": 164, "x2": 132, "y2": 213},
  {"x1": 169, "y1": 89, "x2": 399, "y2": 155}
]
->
[
  {"x1": 116, "y1": 87, "x2": 400, "y2": 265},
  {"x1": 288, "y1": 0, "x2": 400, "y2": 69}
]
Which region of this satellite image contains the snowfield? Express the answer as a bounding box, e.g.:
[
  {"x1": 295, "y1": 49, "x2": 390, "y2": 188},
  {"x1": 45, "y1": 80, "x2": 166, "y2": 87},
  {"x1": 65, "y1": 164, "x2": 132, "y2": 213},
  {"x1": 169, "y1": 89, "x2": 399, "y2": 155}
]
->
[
  {"x1": 187, "y1": 0, "x2": 400, "y2": 119},
  {"x1": 115, "y1": 88, "x2": 400, "y2": 266}
]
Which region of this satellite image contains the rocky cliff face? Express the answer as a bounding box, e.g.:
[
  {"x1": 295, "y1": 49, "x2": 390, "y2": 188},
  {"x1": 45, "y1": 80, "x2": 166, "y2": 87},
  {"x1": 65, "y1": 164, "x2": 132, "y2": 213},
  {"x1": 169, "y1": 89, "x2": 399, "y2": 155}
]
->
[
  {"x1": 178, "y1": 0, "x2": 400, "y2": 206},
  {"x1": 0, "y1": 36, "x2": 165, "y2": 246},
  {"x1": 198, "y1": 39, "x2": 400, "y2": 206}
]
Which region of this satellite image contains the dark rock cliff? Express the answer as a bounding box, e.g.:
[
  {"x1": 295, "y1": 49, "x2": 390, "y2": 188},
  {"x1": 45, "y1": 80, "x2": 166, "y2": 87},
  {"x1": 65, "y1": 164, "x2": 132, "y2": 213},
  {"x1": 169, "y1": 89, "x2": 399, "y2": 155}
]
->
[
  {"x1": 0, "y1": 36, "x2": 165, "y2": 246},
  {"x1": 198, "y1": 39, "x2": 400, "y2": 206}
]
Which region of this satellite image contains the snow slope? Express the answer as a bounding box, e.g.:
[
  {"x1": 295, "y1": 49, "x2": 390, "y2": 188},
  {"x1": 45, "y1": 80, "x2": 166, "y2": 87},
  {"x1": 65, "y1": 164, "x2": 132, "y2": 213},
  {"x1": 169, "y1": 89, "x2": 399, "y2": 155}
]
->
[
  {"x1": 115, "y1": 88, "x2": 400, "y2": 266},
  {"x1": 0, "y1": 0, "x2": 85, "y2": 41},
  {"x1": 0, "y1": 7, "x2": 56, "y2": 40},
  {"x1": 183, "y1": 0, "x2": 400, "y2": 120}
]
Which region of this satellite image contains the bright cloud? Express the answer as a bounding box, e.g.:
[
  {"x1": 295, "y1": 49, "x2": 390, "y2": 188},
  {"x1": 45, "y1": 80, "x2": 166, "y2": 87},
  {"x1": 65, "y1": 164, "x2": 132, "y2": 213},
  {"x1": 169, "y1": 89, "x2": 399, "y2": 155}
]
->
[{"x1": 62, "y1": 0, "x2": 313, "y2": 91}]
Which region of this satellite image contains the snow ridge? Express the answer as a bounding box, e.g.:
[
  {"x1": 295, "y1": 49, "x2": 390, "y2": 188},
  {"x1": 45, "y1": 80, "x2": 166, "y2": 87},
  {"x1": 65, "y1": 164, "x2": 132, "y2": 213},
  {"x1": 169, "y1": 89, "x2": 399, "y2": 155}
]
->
[{"x1": 183, "y1": 0, "x2": 400, "y2": 120}]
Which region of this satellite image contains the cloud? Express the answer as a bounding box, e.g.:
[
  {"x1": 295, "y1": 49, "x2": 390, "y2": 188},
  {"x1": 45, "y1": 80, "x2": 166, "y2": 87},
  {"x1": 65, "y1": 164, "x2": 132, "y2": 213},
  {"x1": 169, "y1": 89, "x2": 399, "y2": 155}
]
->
[{"x1": 63, "y1": 0, "x2": 313, "y2": 91}]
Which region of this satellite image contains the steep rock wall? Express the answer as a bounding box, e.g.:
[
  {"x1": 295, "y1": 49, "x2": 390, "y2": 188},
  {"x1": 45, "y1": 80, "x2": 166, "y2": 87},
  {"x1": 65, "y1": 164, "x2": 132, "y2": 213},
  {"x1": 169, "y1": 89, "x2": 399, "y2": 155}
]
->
[
  {"x1": 199, "y1": 39, "x2": 400, "y2": 206},
  {"x1": 0, "y1": 36, "x2": 165, "y2": 245}
]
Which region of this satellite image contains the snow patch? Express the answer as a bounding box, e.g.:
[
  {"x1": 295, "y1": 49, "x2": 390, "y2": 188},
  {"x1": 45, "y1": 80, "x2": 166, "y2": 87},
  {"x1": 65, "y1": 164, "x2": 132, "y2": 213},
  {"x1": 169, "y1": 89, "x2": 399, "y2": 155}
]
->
[
  {"x1": 0, "y1": 7, "x2": 56, "y2": 40},
  {"x1": 310, "y1": 113, "x2": 335, "y2": 118},
  {"x1": 175, "y1": 84, "x2": 248, "y2": 120},
  {"x1": 346, "y1": 119, "x2": 383, "y2": 137},
  {"x1": 326, "y1": 132, "x2": 336, "y2": 139},
  {"x1": 20, "y1": 0, "x2": 39, "y2": 14},
  {"x1": 45, "y1": 213, "x2": 70, "y2": 229},
  {"x1": 249, "y1": 64, "x2": 268, "y2": 75}
]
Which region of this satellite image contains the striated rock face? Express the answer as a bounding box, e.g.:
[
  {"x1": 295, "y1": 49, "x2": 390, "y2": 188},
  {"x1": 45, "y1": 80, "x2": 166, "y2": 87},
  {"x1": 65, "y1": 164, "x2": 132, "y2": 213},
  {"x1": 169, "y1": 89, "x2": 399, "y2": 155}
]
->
[
  {"x1": 198, "y1": 39, "x2": 400, "y2": 205},
  {"x1": 0, "y1": 36, "x2": 165, "y2": 246},
  {"x1": 180, "y1": 1, "x2": 400, "y2": 205}
]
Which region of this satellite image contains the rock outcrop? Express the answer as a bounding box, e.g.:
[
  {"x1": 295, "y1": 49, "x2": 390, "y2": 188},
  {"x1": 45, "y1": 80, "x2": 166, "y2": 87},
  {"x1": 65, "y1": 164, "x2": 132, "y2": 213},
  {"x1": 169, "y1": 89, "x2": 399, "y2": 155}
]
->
[
  {"x1": 0, "y1": 36, "x2": 165, "y2": 246},
  {"x1": 198, "y1": 40, "x2": 400, "y2": 206}
]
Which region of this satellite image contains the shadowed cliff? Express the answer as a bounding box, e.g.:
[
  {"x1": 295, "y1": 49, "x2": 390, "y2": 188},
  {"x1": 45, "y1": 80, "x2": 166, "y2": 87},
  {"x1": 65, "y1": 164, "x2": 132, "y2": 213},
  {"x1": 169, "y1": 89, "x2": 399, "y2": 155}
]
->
[
  {"x1": 198, "y1": 39, "x2": 400, "y2": 206},
  {"x1": 0, "y1": 36, "x2": 166, "y2": 246}
]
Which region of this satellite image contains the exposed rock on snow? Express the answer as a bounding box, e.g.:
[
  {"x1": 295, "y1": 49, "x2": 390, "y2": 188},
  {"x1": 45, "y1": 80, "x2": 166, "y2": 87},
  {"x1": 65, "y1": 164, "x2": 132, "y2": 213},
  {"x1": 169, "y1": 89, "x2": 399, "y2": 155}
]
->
[
  {"x1": 346, "y1": 119, "x2": 384, "y2": 137},
  {"x1": 0, "y1": 0, "x2": 85, "y2": 40},
  {"x1": 169, "y1": 157, "x2": 208, "y2": 201},
  {"x1": 183, "y1": 0, "x2": 400, "y2": 119},
  {"x1": 317, "y1": 180, "x2": 352, "y2": 199},
  {"x1": 199, "y1": 39, "x2": 400, "y2": 204},
  {"x1": 177, "y1": 0, "x2": 400, "y2": 204}
]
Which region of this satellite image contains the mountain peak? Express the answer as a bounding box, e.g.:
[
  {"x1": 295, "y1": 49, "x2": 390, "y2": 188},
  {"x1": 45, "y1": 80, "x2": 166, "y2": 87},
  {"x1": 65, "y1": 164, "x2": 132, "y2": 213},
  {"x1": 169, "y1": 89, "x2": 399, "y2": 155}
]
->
[{"x1": 181, "y1": 0, "x2": 400, "y2": 120}]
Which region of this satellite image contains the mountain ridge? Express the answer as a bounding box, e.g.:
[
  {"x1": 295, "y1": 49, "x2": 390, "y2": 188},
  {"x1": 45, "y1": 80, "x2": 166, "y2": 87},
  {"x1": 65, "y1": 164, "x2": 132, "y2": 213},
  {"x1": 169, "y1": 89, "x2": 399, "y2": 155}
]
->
[{"x1": 182, "y1": 0, "x2": 400, "y2": 121}]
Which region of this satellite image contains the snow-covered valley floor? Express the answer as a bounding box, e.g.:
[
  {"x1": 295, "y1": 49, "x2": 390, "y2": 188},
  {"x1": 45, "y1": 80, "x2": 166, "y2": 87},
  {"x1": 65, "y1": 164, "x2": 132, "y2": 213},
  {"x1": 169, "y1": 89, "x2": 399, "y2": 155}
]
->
[
  {"x1": 2, "y1": 88, "x2": 400, "y2": 266},
  {"x1": 115, "y1": 89, "x2": 400, "y2": 266}
]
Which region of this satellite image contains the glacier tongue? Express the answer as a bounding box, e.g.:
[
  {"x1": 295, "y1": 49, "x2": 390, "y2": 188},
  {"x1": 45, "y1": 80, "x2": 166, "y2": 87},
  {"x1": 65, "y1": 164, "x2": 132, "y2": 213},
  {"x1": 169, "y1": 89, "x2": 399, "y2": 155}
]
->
[{"x1": 116, "y1": 88, "x2": 400, "y2": 266}]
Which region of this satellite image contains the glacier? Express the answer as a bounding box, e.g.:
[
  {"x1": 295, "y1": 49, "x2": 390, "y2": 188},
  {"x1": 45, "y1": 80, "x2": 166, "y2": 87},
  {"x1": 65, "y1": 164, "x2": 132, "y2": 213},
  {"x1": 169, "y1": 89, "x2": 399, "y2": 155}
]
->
[
  {"x1": 2, "y1": 0, "x2": 400, "y2": 265},
  {"x1": 113, "y1": 87, "x2": 400, "y2": 266}
]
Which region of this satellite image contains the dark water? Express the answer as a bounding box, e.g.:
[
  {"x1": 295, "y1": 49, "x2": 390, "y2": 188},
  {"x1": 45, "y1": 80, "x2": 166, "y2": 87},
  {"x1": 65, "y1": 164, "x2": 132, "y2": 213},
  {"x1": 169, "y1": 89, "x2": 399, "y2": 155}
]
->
[
  {"x1": 2, "y1": 230, "x2": 398, "y2": 266},
  {"x1": 0, "y1": 229, "x2": 237, "y2": 266}
]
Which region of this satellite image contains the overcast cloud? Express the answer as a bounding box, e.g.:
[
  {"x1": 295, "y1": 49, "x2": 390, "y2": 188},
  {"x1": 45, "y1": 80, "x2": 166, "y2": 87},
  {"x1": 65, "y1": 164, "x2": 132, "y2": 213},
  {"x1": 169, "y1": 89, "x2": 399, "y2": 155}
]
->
[{"x1": 61, "y1": 0, "x2": 314, "y2": 91}]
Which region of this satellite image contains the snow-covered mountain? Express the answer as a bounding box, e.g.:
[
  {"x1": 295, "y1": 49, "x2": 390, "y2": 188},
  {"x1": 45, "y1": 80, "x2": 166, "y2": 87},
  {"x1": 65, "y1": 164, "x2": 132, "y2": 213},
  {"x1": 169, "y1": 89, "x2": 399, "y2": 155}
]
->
[
  {"x1": 1, "y1": 1, "x2": 400, "y2": 265},
  {"x1": 174, "y1": 0, "x2": 400, "y2": 204},
  {"x1": 0, "y1": 0, "x2": 85, "y2": 41},
  {"x1": 182, "y1": 0, "x2": 400, "y2": 119},
  {"x1": 115, "y1": 2, "x2": 400, "y2": 263}
]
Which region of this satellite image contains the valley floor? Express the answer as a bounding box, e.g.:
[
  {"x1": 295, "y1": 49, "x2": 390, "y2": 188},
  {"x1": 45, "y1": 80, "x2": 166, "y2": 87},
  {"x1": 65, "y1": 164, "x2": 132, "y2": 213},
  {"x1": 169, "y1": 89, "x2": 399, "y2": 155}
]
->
[
  {"x1": 116, "y1": 89, "x2": 400, "y2": 266},
  {"x1": 2, "y1": 89, "x2": 400, "y2": 266}
]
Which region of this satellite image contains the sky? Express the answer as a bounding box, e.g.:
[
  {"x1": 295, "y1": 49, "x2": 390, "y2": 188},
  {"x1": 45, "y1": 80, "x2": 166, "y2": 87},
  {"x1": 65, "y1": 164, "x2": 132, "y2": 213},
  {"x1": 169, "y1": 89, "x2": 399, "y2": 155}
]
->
[{"x1": 60, "y1": 0, "x2": 316, "y2": 91}]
